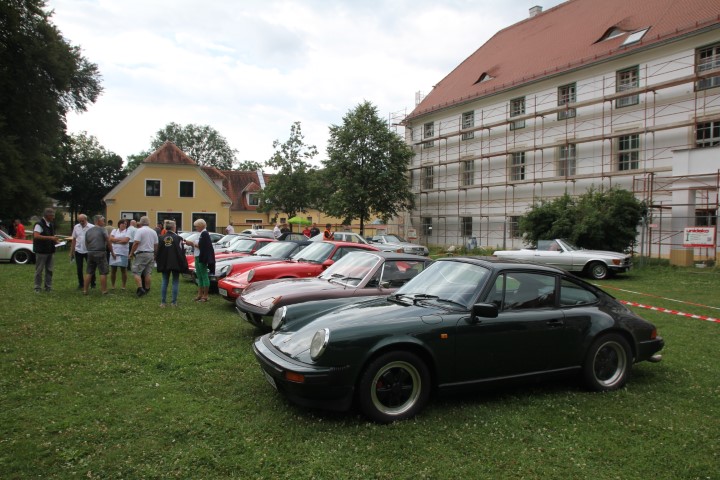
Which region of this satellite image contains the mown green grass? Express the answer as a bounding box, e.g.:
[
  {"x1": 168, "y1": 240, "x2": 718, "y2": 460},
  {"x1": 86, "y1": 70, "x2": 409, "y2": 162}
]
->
[{"x1": 1, "y1": 258, "x2": 718, "y2": 479}]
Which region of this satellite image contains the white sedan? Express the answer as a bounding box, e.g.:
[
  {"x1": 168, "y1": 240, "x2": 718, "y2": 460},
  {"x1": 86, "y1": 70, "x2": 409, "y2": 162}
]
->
[
  {"x1": 0, "y1": 230, "x2": 34, "y2": 264},
  {"x1": 493, "y1": 239, "x2": 631, "y2": 280}
]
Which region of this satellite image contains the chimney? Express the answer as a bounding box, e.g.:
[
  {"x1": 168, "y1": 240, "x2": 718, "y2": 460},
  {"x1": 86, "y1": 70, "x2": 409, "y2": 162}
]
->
[{"x1": 529, "y1": 5, "x2": 543, "y2": 17}]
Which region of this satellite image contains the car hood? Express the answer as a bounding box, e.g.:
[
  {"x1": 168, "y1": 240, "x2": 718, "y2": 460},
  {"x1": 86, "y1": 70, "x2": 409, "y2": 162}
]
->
[
  {"x1": 270, "y1": 297, "x2": 452, "y2": 359},
  {"x1": 242, "y1": 277, "x2": 344, "y2": 306}
]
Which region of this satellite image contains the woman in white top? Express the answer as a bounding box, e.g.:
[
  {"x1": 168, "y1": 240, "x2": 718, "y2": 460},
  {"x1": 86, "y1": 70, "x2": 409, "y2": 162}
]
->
[{"x1": 109, "y1": 219, "x2": 131, "y2": 289}]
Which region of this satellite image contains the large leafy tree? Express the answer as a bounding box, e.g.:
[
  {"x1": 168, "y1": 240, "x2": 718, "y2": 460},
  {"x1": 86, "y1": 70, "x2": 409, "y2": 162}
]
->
[
  {"x1": 323, "y1": 101, "x2": 414, "y2": 235},
  {"x1": 258, "y1": 122, "x2": 318, "y2": 220},
  {"x1": 126, "y1": 123, "x2": 237, "y2": 171},
  {"x1": 55, "y1": 132, "x2": 125, "y2": 221},
  {"x1": 0, "y1": 0, "x2": 102, "y2": 221},
  {"x1": 519, "y1": 187, "x2": 643, "y2": 251}
]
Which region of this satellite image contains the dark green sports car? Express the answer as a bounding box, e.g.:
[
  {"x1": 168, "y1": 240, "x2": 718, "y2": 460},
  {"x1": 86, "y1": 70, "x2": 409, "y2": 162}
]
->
[{"x1": 253, "y1": 257, "x2": 664, "y2": 423}]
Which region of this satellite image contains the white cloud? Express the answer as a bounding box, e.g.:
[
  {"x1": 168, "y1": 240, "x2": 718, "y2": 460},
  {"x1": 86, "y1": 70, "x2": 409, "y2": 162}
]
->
[{"x1": 48, "y1": 0, "x2": 566, "y2": 165}]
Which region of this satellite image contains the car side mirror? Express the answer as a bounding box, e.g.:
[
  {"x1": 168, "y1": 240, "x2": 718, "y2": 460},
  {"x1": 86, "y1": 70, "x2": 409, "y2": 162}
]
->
[
  {"x1": 471, "y1": 303, "x2": 498, "y2": 322},
  {"x1": 321, "y1": 259, "x2": 334, "y2": 269}
]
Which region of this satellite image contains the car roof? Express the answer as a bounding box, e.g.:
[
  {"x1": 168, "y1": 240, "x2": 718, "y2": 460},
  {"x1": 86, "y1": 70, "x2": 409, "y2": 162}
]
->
[
  {"x1": 440, "y1": 255, "x2": 568, "y2": 274},
  {"x1": 347, "y1": 251, "x2": 430, "y2": 261}
]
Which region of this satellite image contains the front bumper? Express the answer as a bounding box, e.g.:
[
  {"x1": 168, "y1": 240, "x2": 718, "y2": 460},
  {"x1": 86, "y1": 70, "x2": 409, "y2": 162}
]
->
[{"x1": 252, "y1": 335, "x2": 354, "y2": 411}]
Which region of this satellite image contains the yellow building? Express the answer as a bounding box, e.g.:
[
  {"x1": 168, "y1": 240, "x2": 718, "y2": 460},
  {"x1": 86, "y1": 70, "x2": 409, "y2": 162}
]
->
[{"x1": 104, "y1": 142, "x2": 236, "y2": 232}]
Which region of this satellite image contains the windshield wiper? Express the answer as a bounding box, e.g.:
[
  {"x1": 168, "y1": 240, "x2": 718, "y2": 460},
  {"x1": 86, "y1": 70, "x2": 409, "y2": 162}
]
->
[{"x1": 435, "y1": 298, "x2": 467, "y2": 309}]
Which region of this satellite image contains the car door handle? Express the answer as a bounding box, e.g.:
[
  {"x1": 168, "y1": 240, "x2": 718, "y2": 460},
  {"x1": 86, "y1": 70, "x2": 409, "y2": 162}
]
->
[{"x1": 546, "y1": 319, "x2": 564, "y2": 327}]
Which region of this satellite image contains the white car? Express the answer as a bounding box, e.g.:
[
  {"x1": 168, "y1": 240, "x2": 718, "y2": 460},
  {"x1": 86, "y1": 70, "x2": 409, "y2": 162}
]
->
[
  {"x1": 309, "y1": 232, "x2": 370, "y2": 244},
  {"x1": 493, "y1": 238, "x2": 631, "y2": 280},
  {"x1": 370, "y1": 234, "x2": 429, "y2": 256},
  {"x1": 0, "y1": 230, "x2": 34, "y2": 264}
]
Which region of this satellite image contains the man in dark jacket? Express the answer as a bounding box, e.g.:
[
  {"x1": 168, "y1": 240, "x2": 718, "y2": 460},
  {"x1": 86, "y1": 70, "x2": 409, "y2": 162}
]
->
[
  {"x1": 156, "y1": 220, "x2": 186, "y2": 307},
  {"x1": 33, "y1": 208, "x2": 58, "y2": 293}
]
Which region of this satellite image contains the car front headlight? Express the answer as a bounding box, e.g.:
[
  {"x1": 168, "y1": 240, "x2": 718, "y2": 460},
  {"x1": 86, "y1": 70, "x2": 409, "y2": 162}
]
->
[
  {"x1": 219, "y1": 265, "x2": 229, "y2": 275},
  {"x1": 247, "y1": 269, "x2": 255, "y2": 282},
  {"x1": 310, "y1": 328, "x2": 330, "y2": 360},
  {"x1": 271, "y1": 306, "x2": 287, "y2": 330}
]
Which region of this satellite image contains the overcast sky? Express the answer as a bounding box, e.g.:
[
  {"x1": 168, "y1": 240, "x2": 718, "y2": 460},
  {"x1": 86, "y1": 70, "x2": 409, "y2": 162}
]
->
[{"x1": 47, "y1": 0, "x2": 566, "y2": 166}]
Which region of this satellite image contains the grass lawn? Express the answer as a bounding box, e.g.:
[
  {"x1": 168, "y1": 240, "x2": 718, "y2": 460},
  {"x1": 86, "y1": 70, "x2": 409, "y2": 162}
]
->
[{"x1": 1, "y1": 258, "x2": 718, "y2": 479}]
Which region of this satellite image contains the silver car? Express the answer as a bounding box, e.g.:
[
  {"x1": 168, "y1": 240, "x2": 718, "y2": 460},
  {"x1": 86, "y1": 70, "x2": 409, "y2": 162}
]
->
[
  {"x1": 370, "y1": 234, "x2": 429, "y2": 256},
  {"x1": 493, "y1": 239, "x2": 631, "y2": 280}
]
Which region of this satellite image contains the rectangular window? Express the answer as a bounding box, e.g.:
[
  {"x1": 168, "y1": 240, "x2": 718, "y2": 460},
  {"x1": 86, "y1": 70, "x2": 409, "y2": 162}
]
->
[
  {"x1": 192, "y1": 213, "x2": 216, "y2": 233},
  {"x1": 461, "y1": 111, "x2": 475, "y2": 140},
  {"x1": 179, "y1": 181, "x2": 194, "y2": 198},
  {"x1": 158, "y1": 212, "x2": 182, "y2": 231},
  {"x1": 695, "y1": 209, "x2": 717, "y2": 227},
  {"x1": 696, "y1": 121, "x2": 720, "y2": 147},
  {"x1": 557, "y1": 83, "x2": 576, "y2": 120},
  {"x1": 616, "y1": 66, "x2": 639, "y2": 108},
  {"x1": 461, "y1": 217, "x2": 473, "y2": 238},
  {"x1": 461, "y1": 160, "x2": 474, "y2": 186},
  {"x1": 696, "y1": 43, "x2": 720, "y2": 90},
  {"x1": 423, "y1": 122, "x2": 435, "y2": 148},
  {"x1": 510, "y1": 97, "x2": 526, "y2": 130},
  {"x1": 617, "y1": 135, "x2": 640, "y2": 171},
  {"x1": 508, "y1": 216, "x2": 521, "y2": 239},
  {"x1": 145, "y1": 180, "x2": 160, "y2": 197},
  {"x1": 248, "y1": 193, "x2": 260, "y2": 206},
  {"x1": 510, "y1": 152, "x2": 526, "y2": 181},
  {"x1": 558, "y1": 144, "x2": 577, "y2": 176},
  {"x1": 421, "y1": 217, "x2": 433, "y2": 236},
  {"x1": 423, "y1": 166, "x2": 434, "y2": 190}
]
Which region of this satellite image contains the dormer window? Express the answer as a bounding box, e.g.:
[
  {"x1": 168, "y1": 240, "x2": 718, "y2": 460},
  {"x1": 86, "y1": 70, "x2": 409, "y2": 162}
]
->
[
  {"x1": 248, "y1": 193, "x2": 259, "y2": 206},
  {"x1": 622, "y1": 28, "x2": 649, "y2": 46},
  {"x1": 474, "y1": 72, "x2": 494, "y2": 85},
  {"x1": 598, "y1": 27, "x2": 626, "y2": 42}
]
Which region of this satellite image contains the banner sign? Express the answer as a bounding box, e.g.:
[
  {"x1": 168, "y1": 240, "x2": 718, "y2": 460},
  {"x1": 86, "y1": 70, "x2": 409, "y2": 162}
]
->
[{"x1": 683, "y1": 227, "x2": 716, "y2": 248}]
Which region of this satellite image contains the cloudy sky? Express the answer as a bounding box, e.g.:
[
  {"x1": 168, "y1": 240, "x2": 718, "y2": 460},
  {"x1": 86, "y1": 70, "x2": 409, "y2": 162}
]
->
[{"x1": 47, "y1": 0, "x2": 565, "y2": 166}]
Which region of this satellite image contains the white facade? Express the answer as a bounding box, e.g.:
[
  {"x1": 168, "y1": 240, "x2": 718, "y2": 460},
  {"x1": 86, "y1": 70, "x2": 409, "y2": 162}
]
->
[{"x1": 403, "y1": 30, "x2": 720, "y2": 260}]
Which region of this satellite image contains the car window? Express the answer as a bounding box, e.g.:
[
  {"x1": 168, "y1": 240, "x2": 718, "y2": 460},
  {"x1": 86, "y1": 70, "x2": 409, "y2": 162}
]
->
[
  {"x1": 489, "y1": 272, "x2": 557, "y2": 311},
  {"x1": 375, "y1": 260, "x2": 428, "y2": 288},
  {"x1": 559, "y1": 278, "x2": 598, "y2": 306},
  {"x1": 331, "y1": 247, "x2": 357, "y2": 261},
  {"x1": 396, "y1": 261, "x2": 491, "y2": 308}
]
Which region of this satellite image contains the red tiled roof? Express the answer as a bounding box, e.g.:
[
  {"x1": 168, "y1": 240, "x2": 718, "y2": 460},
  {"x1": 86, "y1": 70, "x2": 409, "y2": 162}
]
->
[
  {"x1": 406, "y1": 0, "x2": 720, "y2": 121},
  {"x1": 221, "y1": 170, "x2": 272, "y2": 211},
  {"x1": 143, "y1": 141, "x2": 196, "y2": 165}
]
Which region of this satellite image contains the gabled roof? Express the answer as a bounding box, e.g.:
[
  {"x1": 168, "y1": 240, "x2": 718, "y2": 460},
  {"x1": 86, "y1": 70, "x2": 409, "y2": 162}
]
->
[
  {"x1": 221, "y1": 170, "x2": 272, "y2": 211},
  {"x1": 144, "y1": 141, "x2": 196, "y2": 165},
  {"x1": 406, "y1": 0, "x2": 720, "y2": 121}
]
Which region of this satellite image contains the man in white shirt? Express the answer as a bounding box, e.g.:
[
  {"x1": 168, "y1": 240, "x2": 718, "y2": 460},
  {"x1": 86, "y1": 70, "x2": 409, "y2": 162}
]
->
[
  {"x1": 69, "y1": 214, "x2": 95, "y2": 290},
  {"x1": 226, "y1": 223, "x2": 235, "y2": 234},
  {"x1": 129, "y1": 216, "x2": 158, "y2": 297}
]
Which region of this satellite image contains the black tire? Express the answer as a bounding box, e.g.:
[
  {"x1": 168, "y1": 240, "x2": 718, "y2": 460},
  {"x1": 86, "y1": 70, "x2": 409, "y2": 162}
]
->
[
  {"x1": 587, "y1": 261, "x2": 609, "y2": 280},
  {"x1": 11, "y1": 249, "x2": 32, "y2": 265},
  {"x1": 357, "y1": 351, "x2": 430, "y2": 423},
  {"x1": 583, "y1": 334, "x2": 632, "y2": 391}
]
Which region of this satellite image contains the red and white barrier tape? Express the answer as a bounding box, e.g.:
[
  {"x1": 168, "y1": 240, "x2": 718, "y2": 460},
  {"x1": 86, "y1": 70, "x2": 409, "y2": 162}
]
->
[
  {"x1": 597, "y1": 284, "x2": 720, "y2": 311},
  {"x1": 621, "y1": 300, "x2": 720, "y2": 324}
]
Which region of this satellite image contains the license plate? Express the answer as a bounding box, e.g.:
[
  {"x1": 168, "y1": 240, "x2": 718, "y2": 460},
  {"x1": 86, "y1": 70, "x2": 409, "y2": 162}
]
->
[
  {"x1": 263, "y1": 370, "x2": 277, "y2": 390},
  {"x1": 219, "y1": 288, "x2": 227, "y2": 297}
]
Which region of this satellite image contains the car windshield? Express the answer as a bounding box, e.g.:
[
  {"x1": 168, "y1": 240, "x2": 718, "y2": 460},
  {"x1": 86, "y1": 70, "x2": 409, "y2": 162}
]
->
[
  {"x1": 394, "y1": 261, "x2": 491, "y2": 308},
  {"x1": 557, "y1": 239, "x2": 580, "y2": 251},
  {"x1": 383, "y1": 235, "x2": 406, "y2": 243},
  {"x1": 319, "y1": 252, "x2": 379, "y2": 286},
  {"x1": 292, "y1": 242, "x2": 334, "y2": 262},
  {"x1": 231, "y1": 239, "x2": 259, "y2": 253},
  {"x1": 252, "y1": 242, "x2": 298, "y2": 257}
]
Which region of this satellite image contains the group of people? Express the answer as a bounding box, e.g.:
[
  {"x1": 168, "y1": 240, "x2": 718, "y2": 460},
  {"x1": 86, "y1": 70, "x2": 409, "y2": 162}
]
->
[
  {"x1": 32, "y1": 208, "x2": 215, "y2": 307},
  {"x1": 272, "y1": 222, "x2": 332, "y2": 239}
]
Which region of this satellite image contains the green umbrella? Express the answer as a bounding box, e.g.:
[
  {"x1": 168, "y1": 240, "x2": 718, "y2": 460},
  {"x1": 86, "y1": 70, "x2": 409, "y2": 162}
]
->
[{"x1": 287, "y1": 216, "x2": 311, "y2": 226}]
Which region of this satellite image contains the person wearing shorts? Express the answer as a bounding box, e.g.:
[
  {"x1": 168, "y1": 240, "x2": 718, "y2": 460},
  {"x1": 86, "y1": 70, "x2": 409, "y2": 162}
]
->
[
  {"x1": 130, "y1": 216, "x2": 159, "y2": 297},
  {"x1": 82, "y1": 215, "x2": 116, "y2": 295}
]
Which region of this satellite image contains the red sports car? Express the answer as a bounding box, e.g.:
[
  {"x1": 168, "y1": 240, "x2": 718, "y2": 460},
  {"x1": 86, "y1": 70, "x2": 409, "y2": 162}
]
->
[
  {"x1": 186, "y1": 237, "x2": 275, "y2": 277},
  {"x1": 217, "y1": 241, "x2": 379, "y2": 302}
]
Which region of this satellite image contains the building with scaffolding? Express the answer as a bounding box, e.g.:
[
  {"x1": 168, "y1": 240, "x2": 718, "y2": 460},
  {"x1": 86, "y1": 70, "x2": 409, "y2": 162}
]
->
[{"x1": 401, "y1": 0, "x2": 720, "y2": 265}]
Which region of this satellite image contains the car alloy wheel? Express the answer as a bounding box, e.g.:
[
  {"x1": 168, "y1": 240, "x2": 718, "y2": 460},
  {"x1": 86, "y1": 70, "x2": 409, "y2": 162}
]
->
[
  {"x1": 358, "y1": 351, "x2": 430, "y2": 423},
  {"x1": 11, "y1": 249, "x2": 32, "y2": 265},
  {"x1": 583, "y1": 334, "x2": 631, "y2": 391},
  {"x1": 587, "y1": 261, "x2": 609, "y2": 280}
]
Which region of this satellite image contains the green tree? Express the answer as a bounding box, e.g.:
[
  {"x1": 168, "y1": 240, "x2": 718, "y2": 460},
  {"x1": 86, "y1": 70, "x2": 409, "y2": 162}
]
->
[
  {"x1": 323, "y1": 101, "x2": 414, "y2": 235},
  {"x1": 236, "y1": 160, "x2": 263, "y2": 171},
  {"x1": 55, "y1": 132, "x2": 125, "y2": 221},
  {"x1": 0, "y1": 0, "x2": 102, "y2": 221},
  {"x1": 519, "y1": 187, "x2": 643, "y2": 251},
  {"x1": 145, "y1": 123, "x2": 237, "y2": 170},
  {"x1": 258, "y1": 122, "x2": 318, "y2": 220}
]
